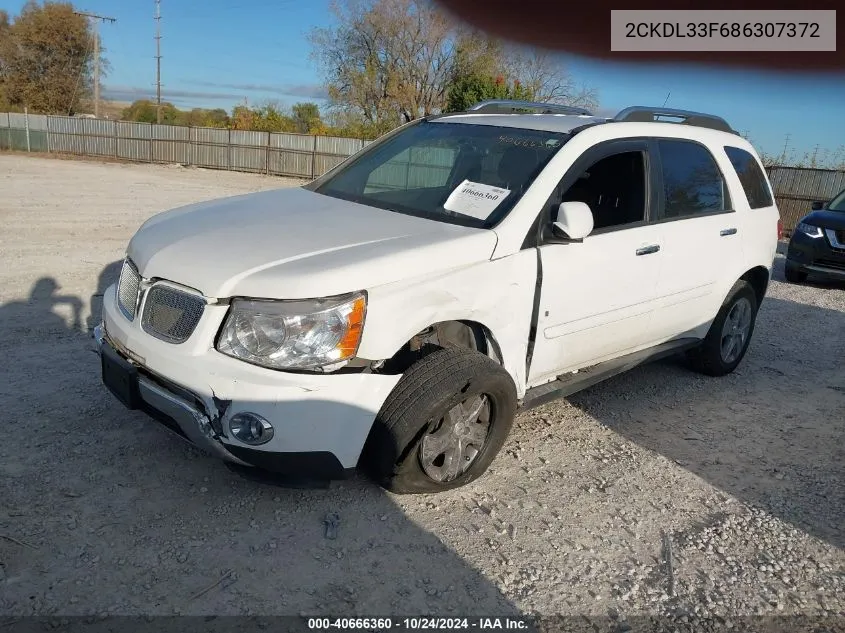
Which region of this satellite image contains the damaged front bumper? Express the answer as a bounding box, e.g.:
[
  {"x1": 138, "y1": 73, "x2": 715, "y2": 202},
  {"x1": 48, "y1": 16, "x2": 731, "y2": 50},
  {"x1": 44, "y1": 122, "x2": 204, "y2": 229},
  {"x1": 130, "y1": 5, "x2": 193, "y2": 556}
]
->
[
  {"x1": 96, "y1": 281, "x2": 402, "y2": 482},
  {"x1": 93, "y1": 323, "x2": 363, "y2": 482},
  {"x1": 94, "y1": 322, "x2": 252, "y2": 467}
]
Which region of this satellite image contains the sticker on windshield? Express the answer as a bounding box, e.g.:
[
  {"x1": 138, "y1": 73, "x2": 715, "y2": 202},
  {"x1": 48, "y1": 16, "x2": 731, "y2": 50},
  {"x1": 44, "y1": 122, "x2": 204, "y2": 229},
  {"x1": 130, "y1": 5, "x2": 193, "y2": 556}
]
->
[{"x1": 444, "y1": 180, "x2": 511, "y2": 220}]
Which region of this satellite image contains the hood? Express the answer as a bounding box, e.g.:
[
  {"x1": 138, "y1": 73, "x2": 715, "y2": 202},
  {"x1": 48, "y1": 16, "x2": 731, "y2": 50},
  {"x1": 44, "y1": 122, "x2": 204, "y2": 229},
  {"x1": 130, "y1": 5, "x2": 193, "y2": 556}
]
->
[
  {"x1": 127, "y1": 186, "x2": 497, "y2": 299},
  {"x1": 803, "y1": 209, "x2": 845, "y2": 230}
]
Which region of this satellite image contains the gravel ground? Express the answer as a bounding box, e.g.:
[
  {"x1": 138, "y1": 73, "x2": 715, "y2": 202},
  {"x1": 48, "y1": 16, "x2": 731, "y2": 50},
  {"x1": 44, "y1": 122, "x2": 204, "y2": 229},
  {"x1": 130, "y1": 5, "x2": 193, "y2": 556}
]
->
[{"x1": 0, "y1": 155, "x2": 843, "y2": 628}]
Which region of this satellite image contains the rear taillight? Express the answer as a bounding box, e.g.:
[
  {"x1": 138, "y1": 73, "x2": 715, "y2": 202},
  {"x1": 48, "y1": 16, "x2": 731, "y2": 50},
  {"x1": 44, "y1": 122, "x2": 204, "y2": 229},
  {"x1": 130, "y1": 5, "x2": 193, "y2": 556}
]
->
[{"x1": 777, "y1": 219, "x2": 783, "y2": 240}]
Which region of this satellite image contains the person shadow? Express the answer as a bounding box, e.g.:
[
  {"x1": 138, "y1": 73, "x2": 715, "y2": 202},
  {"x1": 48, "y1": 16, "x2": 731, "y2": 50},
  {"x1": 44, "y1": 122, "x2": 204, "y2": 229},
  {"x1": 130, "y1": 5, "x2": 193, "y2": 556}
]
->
[
  {"x1": 0, "y1": 277, "x2": 84, "y2": 342},
  {"x1": 86, "y1": 260, "x2": 123, "y2": 334}
]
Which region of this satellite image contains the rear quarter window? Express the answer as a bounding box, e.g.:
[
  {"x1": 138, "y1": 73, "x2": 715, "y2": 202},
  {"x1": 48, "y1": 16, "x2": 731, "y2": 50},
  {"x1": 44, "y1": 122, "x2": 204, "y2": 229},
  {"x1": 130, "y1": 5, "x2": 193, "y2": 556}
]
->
[{"x1": 724, "y1": 146, "x2": 774, "y2": 209}]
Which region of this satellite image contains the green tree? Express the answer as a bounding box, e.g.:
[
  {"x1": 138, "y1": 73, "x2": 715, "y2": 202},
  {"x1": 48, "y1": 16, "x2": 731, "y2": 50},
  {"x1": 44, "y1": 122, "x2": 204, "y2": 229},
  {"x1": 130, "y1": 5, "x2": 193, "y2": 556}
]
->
[
  {"x1": 121, "y1": 100, "x2": 230, "y2": 128},
  {"x1": 230, "y1": 102, "x2": 297, "y2": 133},
  {"x1": 202, "y1": 108, "x2": 229, "y2": 128},
  {"x1": 291, "y1": 102, "x2": 322, "y2": 134},
  {"x1": 445, "y1": 74, "x2": 534, "y2": 113},
  {"x1": 0, "y1": 1, "x2": 100, "y2": 114},
  {"x1": 121, "y1": 99, "x2": 160, "y2": 123},
  {"x1": 120, "y1": 99, "x2": 180, "y2": 124}
]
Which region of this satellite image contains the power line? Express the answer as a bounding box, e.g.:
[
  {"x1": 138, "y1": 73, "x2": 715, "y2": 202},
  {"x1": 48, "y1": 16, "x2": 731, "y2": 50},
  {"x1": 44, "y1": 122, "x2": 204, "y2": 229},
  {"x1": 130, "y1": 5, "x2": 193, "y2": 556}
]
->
[
  {"x1": 74, "y1": 11, "x2": 116, "y2": 118},
  {"x1": 155, "y1": 0, "x2": 162, "y2": 123}
]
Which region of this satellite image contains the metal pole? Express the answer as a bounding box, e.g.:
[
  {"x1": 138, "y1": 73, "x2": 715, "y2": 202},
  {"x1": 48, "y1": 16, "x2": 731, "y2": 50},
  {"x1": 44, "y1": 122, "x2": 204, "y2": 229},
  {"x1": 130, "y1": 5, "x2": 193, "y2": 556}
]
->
[
  {"x1": 24, "y1": 107, "x2": 31, "y2": 152},
  {"x1": 73, "y1": 12, "x2": 115, "y2": 117},
  {"x1": 155, "y1": 0, "x2": 162, "y2": 124},
  {"x1": 93, "y1": 23, "x2": 100, "y2": 117}
]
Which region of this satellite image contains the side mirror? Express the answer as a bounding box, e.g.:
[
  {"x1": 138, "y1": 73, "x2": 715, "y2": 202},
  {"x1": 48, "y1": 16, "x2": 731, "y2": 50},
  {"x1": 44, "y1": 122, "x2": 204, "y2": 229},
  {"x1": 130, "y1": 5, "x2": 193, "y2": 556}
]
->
[
  {"x1": 811, "y1": 200, "x2": 826, "y2": 211},
  {"x1": 553, "y1": 201, "x2": 594, "y2": 241}
]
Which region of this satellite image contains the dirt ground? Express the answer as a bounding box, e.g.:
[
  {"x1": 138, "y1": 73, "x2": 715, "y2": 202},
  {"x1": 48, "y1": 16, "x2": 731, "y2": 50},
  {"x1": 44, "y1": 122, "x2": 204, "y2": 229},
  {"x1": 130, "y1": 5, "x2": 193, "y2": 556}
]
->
[{"x1": 0, "y1": 155, "x2": 843, "y2": 627}]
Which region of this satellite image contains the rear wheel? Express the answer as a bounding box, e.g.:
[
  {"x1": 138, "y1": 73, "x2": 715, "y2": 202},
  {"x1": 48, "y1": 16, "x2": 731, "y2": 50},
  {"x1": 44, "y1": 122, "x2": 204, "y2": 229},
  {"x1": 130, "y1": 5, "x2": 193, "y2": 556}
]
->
[
  {"x1": 784, "y1": 263, "x2": 808, "y2": 284},
  {"x1": 361, "y1": 347, "x2": 517, "y2": 494},
  {"x1": 687, "y1": 280, "x2": 758, "y2": 377}
]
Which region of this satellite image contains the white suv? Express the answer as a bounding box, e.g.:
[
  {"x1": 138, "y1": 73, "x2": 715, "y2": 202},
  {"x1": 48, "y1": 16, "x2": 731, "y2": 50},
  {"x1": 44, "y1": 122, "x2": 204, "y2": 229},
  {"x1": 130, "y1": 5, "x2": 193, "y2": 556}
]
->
[{"x1": 95, "y1": 101, "x2": 780, "y2": 494}]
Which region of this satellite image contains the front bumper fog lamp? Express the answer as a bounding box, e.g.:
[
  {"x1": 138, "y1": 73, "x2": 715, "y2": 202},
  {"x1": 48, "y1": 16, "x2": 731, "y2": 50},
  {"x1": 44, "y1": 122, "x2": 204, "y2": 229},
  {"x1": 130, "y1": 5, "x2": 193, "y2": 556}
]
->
[{"x1": 228, "y1": 412, "x2": 274, "y2": 446}]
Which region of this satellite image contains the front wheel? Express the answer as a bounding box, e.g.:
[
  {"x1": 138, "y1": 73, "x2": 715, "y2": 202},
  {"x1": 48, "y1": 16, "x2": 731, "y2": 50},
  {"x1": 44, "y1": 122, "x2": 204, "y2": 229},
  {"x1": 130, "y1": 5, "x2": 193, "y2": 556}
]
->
[
  {"x1": 687, "y1": 280, "x2": 758, "y2": 377},
  {"x1": 361, "y1": 347, "x2": 517, "y2": 494}
]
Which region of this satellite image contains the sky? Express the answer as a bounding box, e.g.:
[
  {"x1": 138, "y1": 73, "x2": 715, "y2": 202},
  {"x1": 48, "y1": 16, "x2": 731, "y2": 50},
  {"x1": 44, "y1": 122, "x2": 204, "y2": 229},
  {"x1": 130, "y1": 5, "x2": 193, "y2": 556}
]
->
[{"x1": 2, "y1": 0, "x2": 843, "y2": 158}]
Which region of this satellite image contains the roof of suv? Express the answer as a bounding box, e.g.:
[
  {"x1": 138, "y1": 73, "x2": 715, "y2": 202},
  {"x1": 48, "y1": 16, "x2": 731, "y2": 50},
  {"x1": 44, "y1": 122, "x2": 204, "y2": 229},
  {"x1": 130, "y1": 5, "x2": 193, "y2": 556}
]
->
[
  {"x1": 431, "y1": 113, "x2": 608, "y2": 134},
  {"x1": 430, "y1": 101, "x2": 740, "y2": 140}
]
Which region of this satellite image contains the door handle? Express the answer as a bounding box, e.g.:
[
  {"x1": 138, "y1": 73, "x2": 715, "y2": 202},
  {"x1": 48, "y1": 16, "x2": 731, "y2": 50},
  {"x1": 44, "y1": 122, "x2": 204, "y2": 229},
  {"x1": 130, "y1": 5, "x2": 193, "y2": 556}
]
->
[
  {"x1": 720, "y1": 228, "x2": 738, "y2": 236},
  {"x1": 635, "y1": 244, "x2": 660, "y2": 256}
]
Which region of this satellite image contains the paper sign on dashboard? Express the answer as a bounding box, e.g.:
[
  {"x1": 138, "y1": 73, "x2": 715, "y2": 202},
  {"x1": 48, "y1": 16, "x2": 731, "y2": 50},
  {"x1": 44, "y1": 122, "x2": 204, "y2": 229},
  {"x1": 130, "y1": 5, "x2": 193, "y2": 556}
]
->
[{"x1": 444, "y1": 180, "x2": 511, "y2": 220}]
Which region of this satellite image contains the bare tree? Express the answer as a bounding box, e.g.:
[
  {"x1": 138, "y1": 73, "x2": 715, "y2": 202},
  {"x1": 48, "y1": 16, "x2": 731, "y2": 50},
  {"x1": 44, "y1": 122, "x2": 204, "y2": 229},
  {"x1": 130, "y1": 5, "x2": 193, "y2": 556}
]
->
[
  {"x1": 310, "y1": 0, "x2": 458, "y2": 130},
  {"x1": 310, "y1": 0, "x2": 597, "y2": 129},
  {"x1": 506, "y1": 49, "x2": 598, "y2": 109}
]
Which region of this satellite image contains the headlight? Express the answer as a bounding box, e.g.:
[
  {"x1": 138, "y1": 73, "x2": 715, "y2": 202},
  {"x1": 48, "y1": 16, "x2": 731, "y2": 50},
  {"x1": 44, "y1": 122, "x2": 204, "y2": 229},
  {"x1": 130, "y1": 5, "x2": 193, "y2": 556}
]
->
[
  {"x1": 796, "y1": 222, "x2": 823, "y2": 238},
  {"x1": 216, "y1": 292, "x2": 366, "y2": 371}
]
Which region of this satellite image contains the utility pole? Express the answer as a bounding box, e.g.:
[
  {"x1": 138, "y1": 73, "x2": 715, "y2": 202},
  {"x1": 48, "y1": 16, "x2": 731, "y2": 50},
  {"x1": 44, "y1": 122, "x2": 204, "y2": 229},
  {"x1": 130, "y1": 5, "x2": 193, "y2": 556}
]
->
[
  {"x1": 780, "y1": 133, "x2": 791, "y2": 164},
  {"x1": 155, "y1": 0, "x2": 162, "y2": 123},
  {"x1": 74, "y1": 11, "x2": 116, "y2": 118}
]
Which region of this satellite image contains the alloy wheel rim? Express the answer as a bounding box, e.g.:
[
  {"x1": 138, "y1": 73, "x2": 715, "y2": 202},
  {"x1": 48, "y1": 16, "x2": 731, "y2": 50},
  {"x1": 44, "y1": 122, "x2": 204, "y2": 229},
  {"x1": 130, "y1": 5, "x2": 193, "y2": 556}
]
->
[
  {"x1": 720, "y1": 297, "x2": 753, "y2": 364},
  {"x1": 420, "y1": 394, "x2": 492, "y2": 483}
]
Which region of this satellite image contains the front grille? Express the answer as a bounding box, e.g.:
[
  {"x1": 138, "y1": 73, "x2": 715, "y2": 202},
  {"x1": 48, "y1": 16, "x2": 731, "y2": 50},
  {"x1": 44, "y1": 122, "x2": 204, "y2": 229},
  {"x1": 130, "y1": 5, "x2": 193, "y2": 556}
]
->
[
  {"x1": 141, "y1": 285, "x2": 205, "y2": 344},
  {"x1": 117, "y1": 259, "x2": 141, "y2": 320},
  {"x1": 836, "y1": 230, "x2": 845, "y2": 247},
  {"x1": 815, "y1": 258, "x2": 845, "y2": 272}
]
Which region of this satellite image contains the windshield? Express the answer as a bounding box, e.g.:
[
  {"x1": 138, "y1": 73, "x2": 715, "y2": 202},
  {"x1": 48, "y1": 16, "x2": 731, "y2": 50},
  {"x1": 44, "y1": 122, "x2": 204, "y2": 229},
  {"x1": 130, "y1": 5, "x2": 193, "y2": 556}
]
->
[
  {"x1": 828, "y1": 189, "x2": 845, "y2": 212},
  {"x1": 310, "y1": 120, "x2": 569, "y2": 228}
]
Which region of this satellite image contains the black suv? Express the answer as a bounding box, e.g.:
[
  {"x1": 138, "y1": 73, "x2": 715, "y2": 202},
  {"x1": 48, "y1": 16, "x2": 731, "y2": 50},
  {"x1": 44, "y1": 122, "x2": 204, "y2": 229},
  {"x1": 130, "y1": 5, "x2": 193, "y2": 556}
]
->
[{"x1": 785, "y1": 187, "x2": 845, "y2": 284}]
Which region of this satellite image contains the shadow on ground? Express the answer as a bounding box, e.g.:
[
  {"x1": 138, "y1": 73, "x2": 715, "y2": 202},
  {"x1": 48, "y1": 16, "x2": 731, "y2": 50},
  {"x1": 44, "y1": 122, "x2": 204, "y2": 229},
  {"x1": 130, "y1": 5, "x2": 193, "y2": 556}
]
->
[
  {"x1": 565, "y1": 293, "x2": 845, "y2": 551},
  {"x1": 1, "y1": 258, "x2": 843, "y2": 618},
  {"x1": 86, "y1": 260, "x2": 123, "y2": 333},
  {"x1": 0, "y1": 264, "x2": 519, "y2": 617}
]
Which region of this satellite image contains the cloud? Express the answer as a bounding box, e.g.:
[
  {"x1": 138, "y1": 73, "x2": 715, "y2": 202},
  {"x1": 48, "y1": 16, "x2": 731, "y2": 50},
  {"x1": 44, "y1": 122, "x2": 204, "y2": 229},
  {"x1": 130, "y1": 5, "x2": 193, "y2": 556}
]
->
[
  {"x1": 184, "y1": 80, "x2": 329, "y2": 100},
  {"x1": 102, "y1": 84, "x2": 245, "y2": 103}
]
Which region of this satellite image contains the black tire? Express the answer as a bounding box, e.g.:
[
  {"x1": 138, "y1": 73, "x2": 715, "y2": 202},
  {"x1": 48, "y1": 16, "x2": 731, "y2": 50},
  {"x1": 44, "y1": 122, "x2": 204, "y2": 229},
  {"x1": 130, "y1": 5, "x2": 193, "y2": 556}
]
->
[
  {"x1": 361, "y1": 347, "x2": 517, "y2": 494},
  {"x1": 784, "y1": 264, "x2": 807, "y2": 284},
  {"x1": 687, "y1": 280, "x2": 758, "y2": 377}
]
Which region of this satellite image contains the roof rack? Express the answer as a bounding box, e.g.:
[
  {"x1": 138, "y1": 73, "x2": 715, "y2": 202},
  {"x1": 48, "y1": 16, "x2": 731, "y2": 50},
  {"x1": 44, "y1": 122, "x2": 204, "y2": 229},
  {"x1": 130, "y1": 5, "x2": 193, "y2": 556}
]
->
[
  {"x1": 614, "y1": 106, "x2": 736, "y2": 134},
  {"x1": 466, "y1": 100, "x2": 594, "y2": 117}
]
